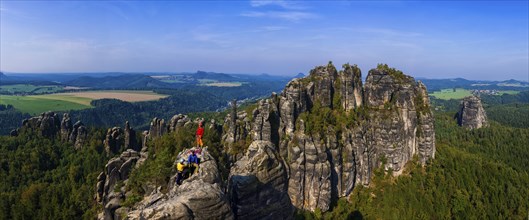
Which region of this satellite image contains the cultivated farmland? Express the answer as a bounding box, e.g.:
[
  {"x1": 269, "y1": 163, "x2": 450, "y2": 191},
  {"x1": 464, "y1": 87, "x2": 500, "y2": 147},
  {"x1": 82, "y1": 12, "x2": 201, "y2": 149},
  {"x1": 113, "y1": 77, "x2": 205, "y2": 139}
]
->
[
  {"x1": 429, "y1": 89, "x2": 473, "y2": 100},
  {"x1": 0, "y1": 90, "x2": 168, "y2": 115},
  {"x1": 47, "y1": 90, "x2": 168, "y2": 102}
]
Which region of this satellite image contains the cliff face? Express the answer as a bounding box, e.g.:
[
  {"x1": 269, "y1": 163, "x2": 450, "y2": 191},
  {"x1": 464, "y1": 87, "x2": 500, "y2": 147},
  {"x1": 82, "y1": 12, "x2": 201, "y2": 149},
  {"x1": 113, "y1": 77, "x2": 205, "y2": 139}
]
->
[
  {"x1": 228, "y1": 140, "x2": 293, "y2": 219},
  {"x1": 456, "y1": 96, "x2": 488, "y2": 129},
  {"x1": 223, "y1": 63, "x2": 436, "y2": 212}
]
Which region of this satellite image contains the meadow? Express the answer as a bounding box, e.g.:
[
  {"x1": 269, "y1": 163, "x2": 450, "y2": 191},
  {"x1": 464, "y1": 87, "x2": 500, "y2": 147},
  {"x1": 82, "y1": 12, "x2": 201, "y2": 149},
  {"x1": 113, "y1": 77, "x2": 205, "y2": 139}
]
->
[
  {"x1": 0, "y1": 95, "x2": 90, "y2": 115},
  {"x1": 204, "y1": 82, "x2": 243, "y2": 87},
  {"x1": 429, "y1": 89, "x2": 473, "y2": 100},
  {"x1": 0, "y1": 90, "x2": 167, "y2": 115},
  {"x1": 430, "y1": 89, "x2": 520, "y2": 100}
]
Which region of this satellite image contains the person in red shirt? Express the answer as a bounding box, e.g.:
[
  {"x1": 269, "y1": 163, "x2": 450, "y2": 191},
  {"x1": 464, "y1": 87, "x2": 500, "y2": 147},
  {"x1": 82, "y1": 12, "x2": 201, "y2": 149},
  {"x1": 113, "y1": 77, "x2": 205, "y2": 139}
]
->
[{"x1": 196, "y1": 122, "x2": 204, "y2": 148}]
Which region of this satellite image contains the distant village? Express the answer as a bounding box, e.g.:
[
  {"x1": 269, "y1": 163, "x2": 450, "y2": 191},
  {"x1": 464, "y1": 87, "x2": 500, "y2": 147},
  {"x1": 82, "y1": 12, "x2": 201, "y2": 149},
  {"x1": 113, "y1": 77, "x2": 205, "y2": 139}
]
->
[{"x1": 471, "y1": 89, "x2": 500, "y2": 96}]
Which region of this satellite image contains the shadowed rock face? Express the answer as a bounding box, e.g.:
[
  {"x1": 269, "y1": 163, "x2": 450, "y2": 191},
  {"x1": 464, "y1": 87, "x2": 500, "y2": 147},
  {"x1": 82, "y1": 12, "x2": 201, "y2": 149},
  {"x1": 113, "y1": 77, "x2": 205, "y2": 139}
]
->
[
  {"x1": 228, "y1": 140, "x2": 293, "y2": 220},
  {"x1": 223, "y1": 63, "x2": 436, "y2": 212},
  {"x1": 456, "y1": 96, "x2": 488, "y2": 129}
]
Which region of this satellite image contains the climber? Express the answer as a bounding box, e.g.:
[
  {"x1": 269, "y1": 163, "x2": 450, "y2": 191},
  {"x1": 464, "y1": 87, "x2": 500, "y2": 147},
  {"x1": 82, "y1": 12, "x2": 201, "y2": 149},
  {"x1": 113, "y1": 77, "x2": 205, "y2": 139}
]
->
[
  {"x1": 196, "y1": 121, "x2": 204, "y2": 148},
  {"x1": 175, "y1": 158, "x2": 187, "y2": 185},
  {"x1": 188, "y1": 150, "x2": 200, "y2": 174}
]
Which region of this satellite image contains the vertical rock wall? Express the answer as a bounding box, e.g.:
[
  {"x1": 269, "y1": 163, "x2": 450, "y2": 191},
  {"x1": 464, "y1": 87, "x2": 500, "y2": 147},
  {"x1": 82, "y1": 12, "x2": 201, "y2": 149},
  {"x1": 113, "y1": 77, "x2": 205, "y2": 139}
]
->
[{"x1": 223, "y1": 63, "x2": 436, "y2": 212}]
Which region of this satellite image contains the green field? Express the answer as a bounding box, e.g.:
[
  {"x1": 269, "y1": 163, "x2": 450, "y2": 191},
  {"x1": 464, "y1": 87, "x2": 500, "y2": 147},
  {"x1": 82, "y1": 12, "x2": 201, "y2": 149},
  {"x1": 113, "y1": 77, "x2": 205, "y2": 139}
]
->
[
  {"x1": 0, "y1": 95, "x2": 91, "y2": 115},
  {"x1": 429, "y1": 89, "x2": 473, "y2": 100},
  {"x1": 0, "y1": 90, "x2": 166, "y2": 115},
  {"x1": 430, "y1": 89, "x2": 521, "y2": 100},
  {"x1": 0, "y1": 84, "x2": 64, "y2": 94},
  {"x1": 497, "y1": 90, "x2": 520, "y2": 95},
  {"x1": 204, "y1": 82, "x2": 243, "y2": 87}
]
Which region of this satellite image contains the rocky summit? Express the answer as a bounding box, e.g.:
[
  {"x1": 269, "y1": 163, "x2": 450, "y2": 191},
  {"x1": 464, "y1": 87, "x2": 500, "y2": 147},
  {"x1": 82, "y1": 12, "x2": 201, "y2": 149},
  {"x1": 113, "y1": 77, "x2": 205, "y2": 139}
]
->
[
  {"x1": 92, "y1": 63, "x2": 436, "y2": 219},
  {"x1": 455, "y1": 95, "x2": 489, "y2": 129},
  {"x1": 223, "y1": 63, "x2": 436, "y2": 212}
]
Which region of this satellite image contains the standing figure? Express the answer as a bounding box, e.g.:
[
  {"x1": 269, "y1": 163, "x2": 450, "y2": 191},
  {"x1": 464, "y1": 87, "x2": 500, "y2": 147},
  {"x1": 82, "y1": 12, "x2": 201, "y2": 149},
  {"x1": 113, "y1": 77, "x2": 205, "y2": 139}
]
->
[{"x1": 196, "y1": 122, "x2": 204, "y2": 148}]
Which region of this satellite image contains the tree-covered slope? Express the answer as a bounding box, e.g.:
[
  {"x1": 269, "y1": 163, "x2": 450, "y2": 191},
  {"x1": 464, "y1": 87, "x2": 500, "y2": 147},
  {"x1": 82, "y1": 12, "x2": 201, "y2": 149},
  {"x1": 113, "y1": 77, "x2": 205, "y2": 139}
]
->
[
  {"x1": 0, "y1": 129, "x2": 109, "y2": 219},
  {"x1": 313, "y1": 113, "x2": 529, "y2": 219}
]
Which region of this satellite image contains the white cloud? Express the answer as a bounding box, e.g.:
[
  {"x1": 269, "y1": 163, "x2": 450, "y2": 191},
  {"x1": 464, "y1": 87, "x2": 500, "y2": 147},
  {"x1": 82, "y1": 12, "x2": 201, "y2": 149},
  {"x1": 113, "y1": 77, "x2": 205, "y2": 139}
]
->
[
  {"x1": 250, "y1": 0, "x2": 307, "y2": 10},
  {"x1": 241, "y1": 11, "x2": 316, "y2": 21},
  {"x1": 356, "y1": 28, "x2": 423, "y2": 37},
  {"x1": 259, "y1": 26, "x2": 288, "y2": 31}
]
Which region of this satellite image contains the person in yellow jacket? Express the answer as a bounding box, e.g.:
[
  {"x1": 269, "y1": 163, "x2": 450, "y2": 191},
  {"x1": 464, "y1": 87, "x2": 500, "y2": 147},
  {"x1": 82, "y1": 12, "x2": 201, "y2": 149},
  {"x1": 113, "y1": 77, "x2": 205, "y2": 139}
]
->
[{"x1": 175, "y1": 159, "x2": 187, "y2": 185}]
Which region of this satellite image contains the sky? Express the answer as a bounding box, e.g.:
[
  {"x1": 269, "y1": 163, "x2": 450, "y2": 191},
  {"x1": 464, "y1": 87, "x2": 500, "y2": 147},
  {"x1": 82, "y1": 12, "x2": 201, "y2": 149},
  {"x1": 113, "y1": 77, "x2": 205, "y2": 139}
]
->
[{"x1": 0, "y1": 1, "x2": 528, "y2": 81}]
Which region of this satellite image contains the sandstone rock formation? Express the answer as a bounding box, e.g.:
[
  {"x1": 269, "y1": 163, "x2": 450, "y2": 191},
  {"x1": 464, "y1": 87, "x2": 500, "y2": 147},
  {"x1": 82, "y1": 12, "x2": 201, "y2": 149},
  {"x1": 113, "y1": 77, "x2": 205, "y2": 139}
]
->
[
  {"x1": 125, "y1": 149, "x2": 234, "y2": 220},
  {"x1": 20, "y1": 112, "x2": 88, "y2": 148},
  {"x1": 104, "y1": 127, "x2": 125, "y2": 155},
  {"x1": 60, "y1": 113, "x2": 73, "y2": 142},
  {"x1": 142, "y1": 115, "x2": 191, "y2": 149},
  {"x1": 104, "y1": 121, "x2": 139, "y2": 155},
  {"x1": 21, "y1": 111, "x2": 61, "y2": 138},
  {"x1": 70, "y1": 121, "x2": 88, "y2": 150},
  {"x1": 456, "y1": 95, "x2": 489, "y2": 129},
  {"x1": 221, "y1": 101, "x2": 252, "y2": 160},
  {"x1": 228, "y1": 140, "x2": 293, "y2": 220},
  {"x1": 94, "y1": 63, "x2": 437, "y2": 218},
  {"x1": 124, "y1": 121, "x2": 139, "y2": 152},
  {"x1": 97, "y1": 149, "x2": 141, "y2": 220},
  {"x1": 223, "y1": 63, "x2": 436, "y2": 212}
]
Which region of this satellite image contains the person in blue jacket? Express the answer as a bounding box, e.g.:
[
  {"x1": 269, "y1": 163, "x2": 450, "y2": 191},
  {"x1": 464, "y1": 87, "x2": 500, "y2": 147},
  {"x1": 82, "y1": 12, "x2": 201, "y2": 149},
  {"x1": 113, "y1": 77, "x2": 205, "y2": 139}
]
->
[{"x1": 188, "y1": 150, "x2": 200, "y2": 174}]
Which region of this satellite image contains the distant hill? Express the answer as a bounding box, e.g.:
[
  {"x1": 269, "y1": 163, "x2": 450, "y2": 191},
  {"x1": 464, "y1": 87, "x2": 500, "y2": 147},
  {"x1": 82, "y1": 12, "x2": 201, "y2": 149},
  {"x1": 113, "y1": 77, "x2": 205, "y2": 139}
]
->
[
  {"x1": 193, "y1": 71, "x2": 236, "y2": 81},
  {"x1": 0, "y1": 72, "x2": 62, "y2": 86},
  {"x1": 420, "y1": 78, "x2": 529, "y2": 92},
  {"x1": 294, "y1": 72, "x2": 305, "y2": 78},
  {"x1": 66, "y1": 74, "x2": 171, "y2": 89}
]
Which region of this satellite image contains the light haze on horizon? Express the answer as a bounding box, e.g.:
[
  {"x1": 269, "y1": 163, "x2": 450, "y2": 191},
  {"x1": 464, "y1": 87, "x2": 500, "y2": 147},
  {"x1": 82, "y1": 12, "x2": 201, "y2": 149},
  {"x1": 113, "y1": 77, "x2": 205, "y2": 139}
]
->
[{"x1": 1, "y1": 1, "x2": 528, "y2": 81}]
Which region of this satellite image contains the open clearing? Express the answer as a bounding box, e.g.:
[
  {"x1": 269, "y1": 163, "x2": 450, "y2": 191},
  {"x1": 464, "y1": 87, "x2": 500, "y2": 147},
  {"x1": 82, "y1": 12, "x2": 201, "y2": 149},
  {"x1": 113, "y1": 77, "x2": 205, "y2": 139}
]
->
[
  {"x1": 0, "y1": 90, "x2": 167, "y2": 115},
  {"x1": 47, "y1": 90, "x2": 168, "y2": 102},
  {"x1": 497, "y1": 90, "x2": 520, "y2": 95},
  {"x1": 429, "y1": 89, "x2": 473, "y2": 100},
  {"x1": 0, "y1": 95, "x2": 90, "y2": 115},
  {"x1": 430, "y1": 89, "x2": 522, "y2": 100},
  {"x1": 204, "y1": 82, "x2": 242, "y2": 87}
]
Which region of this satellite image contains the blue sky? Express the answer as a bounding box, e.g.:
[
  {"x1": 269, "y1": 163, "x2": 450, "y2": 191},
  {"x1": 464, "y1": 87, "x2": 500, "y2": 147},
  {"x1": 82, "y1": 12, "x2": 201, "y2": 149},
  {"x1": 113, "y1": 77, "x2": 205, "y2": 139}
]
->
[{"x1": 1, "y1": 1, "x2": 528, "y2": 81}]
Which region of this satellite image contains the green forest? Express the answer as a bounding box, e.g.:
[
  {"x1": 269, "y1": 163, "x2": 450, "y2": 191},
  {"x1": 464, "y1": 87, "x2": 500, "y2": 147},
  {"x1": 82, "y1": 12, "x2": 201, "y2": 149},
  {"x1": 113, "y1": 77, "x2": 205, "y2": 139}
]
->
[
  {"x1": 1, "y1": 95, "x2": 528, "y2": 219},
  {"x1": 0, "y1": 129, "x2": 109, "y2": 219},
  {"x1": 311, "y1": 113, "x2": 529, "y2": 219}
]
